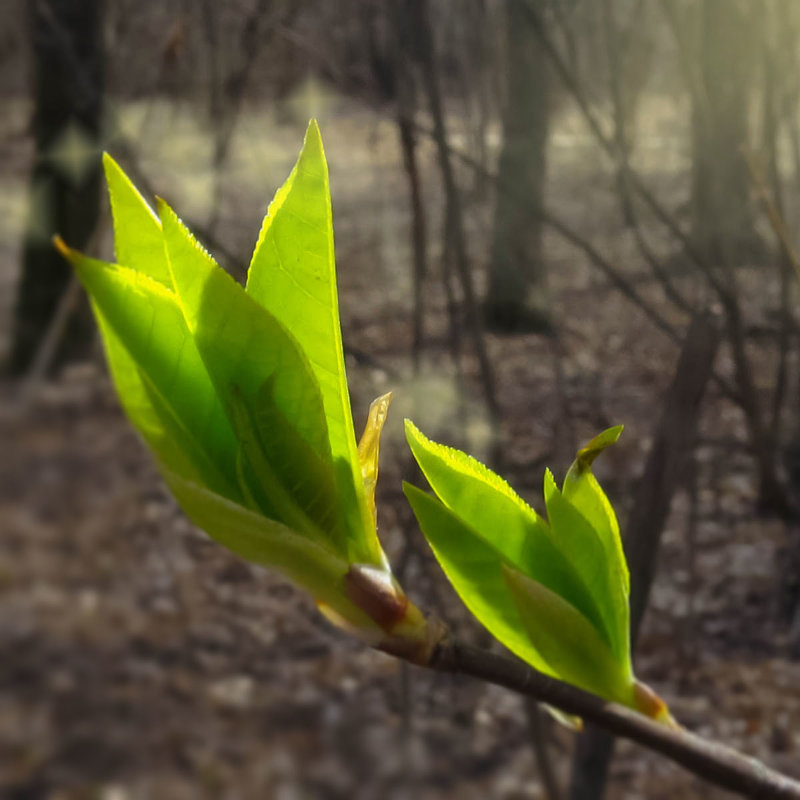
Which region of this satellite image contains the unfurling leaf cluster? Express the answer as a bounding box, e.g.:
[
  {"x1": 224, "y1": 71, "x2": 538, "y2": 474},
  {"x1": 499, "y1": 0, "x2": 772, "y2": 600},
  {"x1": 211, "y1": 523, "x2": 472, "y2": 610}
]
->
[
  {"x1": 404, "y1": 423, "x2": 672, "y2": 724},
  {"x1": 59, "y1": 121, "x2": 671, "y2": 726},
  {"x1": 58, "y1": 122, "x2": 432, "y2": 661}
]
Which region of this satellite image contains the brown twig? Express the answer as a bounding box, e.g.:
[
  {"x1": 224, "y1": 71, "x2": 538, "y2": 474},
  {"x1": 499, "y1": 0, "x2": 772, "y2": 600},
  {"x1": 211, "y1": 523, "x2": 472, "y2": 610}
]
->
[{"x1": 429, "y1": 639, "x2": 800, "y2": 800}]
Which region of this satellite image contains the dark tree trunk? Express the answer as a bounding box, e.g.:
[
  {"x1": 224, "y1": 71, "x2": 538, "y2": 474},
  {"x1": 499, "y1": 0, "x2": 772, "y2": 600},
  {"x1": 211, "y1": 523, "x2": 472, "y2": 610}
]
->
[
  {"x1": 690, "y1": 0, "x2": 758, "y2": 264},
  {"x1": 9, "y1": 0, "x2": 104, "y2": 375},
  {"x1": 485, "y1": 0, "x2": 551, "y2": 334}
]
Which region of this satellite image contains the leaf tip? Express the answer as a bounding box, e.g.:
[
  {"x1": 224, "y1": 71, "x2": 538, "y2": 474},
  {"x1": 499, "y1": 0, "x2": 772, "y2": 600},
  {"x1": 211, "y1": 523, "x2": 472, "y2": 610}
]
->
[
  {"x1": 52, "y1": 234, "x2": 71, "y2": 260},
  {"x1": 101, "y1": 152, "x2": 132, "y2": 201},
  {"x1": 403, "y1": 417, "x2": 420, "y2": 439},
  {"x1": 543, "y1": 466, "x2": 558, "y2": 494},
  {"x1": 303, "y1": 118, "x2": 325, "y2": 154},
  {"x1": 401, "y1": 479, "x2": 426, "y2": 504},
  {"x1": 574, "y1": 425, "x2": 624, "y2": 473},
  {"x1": 154, "y1": 195, "x2": 170, "y2": 217}
]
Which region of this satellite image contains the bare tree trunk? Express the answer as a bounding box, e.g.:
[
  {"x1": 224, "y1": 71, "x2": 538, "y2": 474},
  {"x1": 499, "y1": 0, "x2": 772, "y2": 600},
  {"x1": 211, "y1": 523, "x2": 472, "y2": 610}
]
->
[
  {"x1": 10, "y1": 0, "x2": 104, "y2": 375},
  {"x1": 690, "y1": 0, "x2": 758, "y2": 263},
  {"x1": 485, "y1": 0, "x2": 551, "y2": 334}
]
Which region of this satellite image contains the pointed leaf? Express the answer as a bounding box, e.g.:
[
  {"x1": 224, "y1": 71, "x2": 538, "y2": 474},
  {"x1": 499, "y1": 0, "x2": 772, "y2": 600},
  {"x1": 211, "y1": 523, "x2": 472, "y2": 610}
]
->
[
  {"x1": 102, "y1": 154, "x2": 171, "y2": 286},
  {"x1": 357, "y1": 392, "x2": 393, "y2": 527},
  {"x1": 402, "y1": 482, "x2": 553, "y2": 675},
  {"x1": 563, "y1": 426, "x2": 630, "y2": 594},
  {"x1": 245, "y1": 120, "x2": 373, "y2": 552},
  {"x1": 59, "y1": 242, "x2": 241, "y2": 501},
  {"x1": 157, "y1": 200, "x2": 380, "y2": 564},
  {"x1": 404, "y1": 420, "x2": 607, "y2": 638},
  {"x1": 543, "y1": 469, "x2": 629, "y2": 664}
]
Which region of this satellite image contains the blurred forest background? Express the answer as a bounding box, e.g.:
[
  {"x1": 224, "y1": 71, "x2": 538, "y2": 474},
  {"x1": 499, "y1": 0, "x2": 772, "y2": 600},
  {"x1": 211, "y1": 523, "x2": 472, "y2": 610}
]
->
[{"x1": 2, "y1": 0, "x2": 800, "y2": 798}]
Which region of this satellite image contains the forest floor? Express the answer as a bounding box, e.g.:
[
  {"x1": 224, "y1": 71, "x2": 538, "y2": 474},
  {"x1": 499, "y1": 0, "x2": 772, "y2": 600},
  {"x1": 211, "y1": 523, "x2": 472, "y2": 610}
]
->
[{"x1": 2, "y1": 96, "x2": 800, "y2": 800}]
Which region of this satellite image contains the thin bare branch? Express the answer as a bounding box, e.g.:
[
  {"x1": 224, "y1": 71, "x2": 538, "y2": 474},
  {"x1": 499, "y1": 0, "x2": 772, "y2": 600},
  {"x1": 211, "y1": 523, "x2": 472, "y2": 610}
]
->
[{"x1": 429, "y1": 639, "x2": 800, "y2": 800}]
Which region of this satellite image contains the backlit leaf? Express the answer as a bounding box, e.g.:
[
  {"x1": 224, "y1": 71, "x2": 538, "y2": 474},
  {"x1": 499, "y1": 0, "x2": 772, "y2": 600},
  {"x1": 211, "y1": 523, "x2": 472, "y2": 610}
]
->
[
  {"x1": 163, "y1": 468, "x2": 382, "y2": 636},
  {"x1": 357, "y1": 392, "x2": 393, "y2": 527},
  {"x1": 402, "y1": 482, "x2": 552, "y2": 675},
  {"x1": 59, "y1": 243, "x2": 240, "y2": 501},
  {"x1": 102, "y1": 153, "x2": 171, "y2": 286},
  {"x1": 404, "y1": 420, "x2": 607, "y2": 637},
  {"x1": 245, "y1": 121, "x2": 376, "y2": 564},
  {"x1": 503, "y1": 564, "x2": 632, "y2": 703}
]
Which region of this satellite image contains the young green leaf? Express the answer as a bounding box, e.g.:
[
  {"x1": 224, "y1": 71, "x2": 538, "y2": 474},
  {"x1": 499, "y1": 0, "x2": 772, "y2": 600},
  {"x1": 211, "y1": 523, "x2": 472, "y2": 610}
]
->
[
  {"x1": 58, "y1": 242, "x2": 241, "y2": 501},
  {"x1": 404, "y1": 420, "x2": 607, "y2": 638},
  {"x1": 402, "y1": 481, "x2": 552, "y2": 675},
  {"x1": 226, "y1": 382, "x2": 343, "y2": 544},
  {"x1": 95, "y1": 309, "x2": 224, "y2": 490},
  {"x1": 245, "y1": 121, "x2": 377, "y2": 566},
  {"x1": 503, "y1": 564, "x2": 632, "y2": 703},
  {"x1": 102, "y1": 153, "x2": 172, "y2": 287},
  {"x1": 59, "y1": 127, "x2": 435, "y2": 663},
  {"x1": 162, "y1": 467, "x2": 382, "y2": 636},
  {"x1": 543, "y1": 468, "x2": 628, "y2": 664},
  {"x1": 156, "y1": 199, "x2": 351, "y2": 549},
  {"x1": 563, "y1": 426, "x2": 630, "y2": 631},
  {"x1": 404, "y1": 421, "x2": 667, "y2": 720}
]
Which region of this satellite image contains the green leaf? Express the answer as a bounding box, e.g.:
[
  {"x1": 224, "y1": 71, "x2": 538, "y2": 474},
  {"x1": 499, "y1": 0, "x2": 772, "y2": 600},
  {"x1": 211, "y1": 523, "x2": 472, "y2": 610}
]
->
[
  {"x1": 543, "y1": 469, "x2": 629, "y2": 664},
  {"x1": 157, "y1": 199, "x2": 378, "y2": 563},
  {"x1": 163, "y1": 468, "x2": 382, "y2": 636},
  {"x1": 402, "y1": 482, "x2": 552, "y2": 675},
  {"x1": 227, "y1": 382, "x2": 344, "y2": 544},
  {"x1": 245, "y1": 120, "x2": 375, "y2": 562},
  {"x1": 563, "y1": 425, "x2": 630, "y2": 604},
  {"x1": 404, "y1": 421, "x2": 638, "y2": 709},
  {"x1": 404, "y1": 420, "x2": 607, "y2": 638},
  {"x1": 60, "y1": 243, "x2": 241, "y2": 501},
  {"x1": 503, "y1": 564, "x2": 632, "y2": 703},
  {"x1": 102, "y1": 153, "x2": 172, "y2": 287},
  {"x1": 92, "y1": 308, "x2": 211, "y2": 487}
]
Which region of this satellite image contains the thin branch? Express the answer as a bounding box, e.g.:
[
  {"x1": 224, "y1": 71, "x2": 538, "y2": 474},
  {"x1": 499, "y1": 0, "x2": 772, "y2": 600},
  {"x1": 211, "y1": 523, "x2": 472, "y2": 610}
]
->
[{"x1": 429, "y1": 639, "x2": 800, "y2": 800}]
